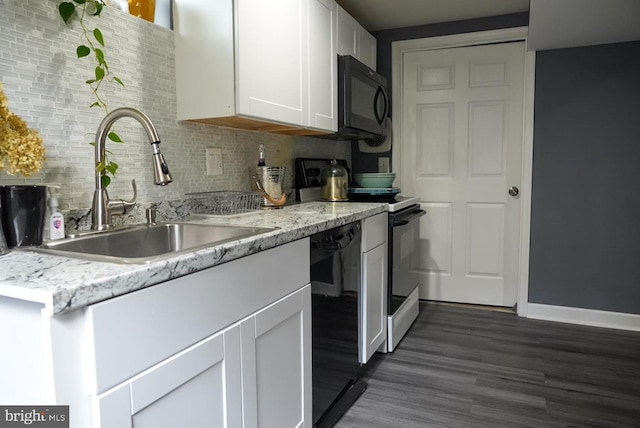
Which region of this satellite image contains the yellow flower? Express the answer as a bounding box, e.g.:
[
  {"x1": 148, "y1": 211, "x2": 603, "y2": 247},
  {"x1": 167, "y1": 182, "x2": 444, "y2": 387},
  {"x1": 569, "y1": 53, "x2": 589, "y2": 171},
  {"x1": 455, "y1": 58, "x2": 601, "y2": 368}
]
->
[{"x1": 0, "y1": 81, "x2": 45, "y2": 177}]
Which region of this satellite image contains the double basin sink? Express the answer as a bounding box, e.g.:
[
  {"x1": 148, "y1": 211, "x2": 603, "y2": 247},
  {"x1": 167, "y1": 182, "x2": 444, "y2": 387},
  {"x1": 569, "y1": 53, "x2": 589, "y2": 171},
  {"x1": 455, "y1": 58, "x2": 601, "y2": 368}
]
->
[{"x1": 29, "y1": 222, "x2": 277, "y2": 264}]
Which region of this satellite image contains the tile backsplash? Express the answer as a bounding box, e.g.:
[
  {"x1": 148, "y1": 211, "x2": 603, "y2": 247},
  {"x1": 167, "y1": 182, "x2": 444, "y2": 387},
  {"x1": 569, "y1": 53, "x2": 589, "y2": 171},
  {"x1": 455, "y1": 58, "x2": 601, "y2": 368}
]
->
[{"x1": 0, "y1": 0, "x2": 350, "y2": 210}]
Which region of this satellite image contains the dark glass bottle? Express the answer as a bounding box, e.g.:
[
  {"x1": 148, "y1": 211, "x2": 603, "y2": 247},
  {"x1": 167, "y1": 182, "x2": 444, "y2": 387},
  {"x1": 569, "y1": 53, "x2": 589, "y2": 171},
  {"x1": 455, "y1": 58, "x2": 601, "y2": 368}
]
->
[{"x1": 257, "y1": 144, "x2": 266, "y2": 167}]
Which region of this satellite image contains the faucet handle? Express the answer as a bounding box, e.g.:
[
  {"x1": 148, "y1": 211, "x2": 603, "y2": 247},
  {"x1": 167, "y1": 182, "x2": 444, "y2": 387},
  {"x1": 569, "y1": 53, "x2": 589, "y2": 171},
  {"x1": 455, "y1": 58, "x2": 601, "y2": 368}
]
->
[{"x1": 121, "y1": 179, "x2": 138, "y2": 215}]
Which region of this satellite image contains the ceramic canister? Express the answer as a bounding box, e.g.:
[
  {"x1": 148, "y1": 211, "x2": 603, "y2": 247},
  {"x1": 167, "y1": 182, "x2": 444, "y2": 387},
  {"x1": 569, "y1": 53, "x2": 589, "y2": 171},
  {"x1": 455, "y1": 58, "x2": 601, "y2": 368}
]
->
[{"x1": 0, "y1": 185, "x2": 47, "y2": 247}]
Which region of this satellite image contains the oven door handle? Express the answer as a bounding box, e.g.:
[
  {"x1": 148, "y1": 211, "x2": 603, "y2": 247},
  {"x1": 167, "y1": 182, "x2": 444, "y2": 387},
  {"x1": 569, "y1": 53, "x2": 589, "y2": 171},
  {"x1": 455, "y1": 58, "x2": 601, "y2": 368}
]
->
[{"x1": 393, "y1": 209, "x2": 426, "y2": 226}]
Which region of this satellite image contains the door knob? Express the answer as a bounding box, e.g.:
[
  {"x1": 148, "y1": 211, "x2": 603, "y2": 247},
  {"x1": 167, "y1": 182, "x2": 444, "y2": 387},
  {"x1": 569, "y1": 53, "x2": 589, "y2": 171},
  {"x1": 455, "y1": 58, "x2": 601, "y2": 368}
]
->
[{"x1": 508, "y1": 186, "x2": 519, "y2": 197}]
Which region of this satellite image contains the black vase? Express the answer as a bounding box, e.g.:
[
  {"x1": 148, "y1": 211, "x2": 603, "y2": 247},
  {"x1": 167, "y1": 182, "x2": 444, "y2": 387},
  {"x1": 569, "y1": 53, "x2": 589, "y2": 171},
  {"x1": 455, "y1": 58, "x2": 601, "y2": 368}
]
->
[{"x1": 0, "y1": 185, "x2": 47, "y2": 247}]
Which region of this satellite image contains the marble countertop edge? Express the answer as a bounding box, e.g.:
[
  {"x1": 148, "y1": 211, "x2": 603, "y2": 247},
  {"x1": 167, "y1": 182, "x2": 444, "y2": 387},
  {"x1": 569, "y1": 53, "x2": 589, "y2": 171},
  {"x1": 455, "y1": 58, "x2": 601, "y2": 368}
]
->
[{"x1": 0, "y1": 202, "x2": 387, "y2": 315}]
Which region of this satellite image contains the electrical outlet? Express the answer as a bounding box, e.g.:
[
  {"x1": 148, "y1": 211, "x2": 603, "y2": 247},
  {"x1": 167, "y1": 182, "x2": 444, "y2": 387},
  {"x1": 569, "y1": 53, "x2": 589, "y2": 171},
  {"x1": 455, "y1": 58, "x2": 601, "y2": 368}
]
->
[
  {"x1": 206, "y1": 147, "x2": 223, "y2": 176},
  {"x1": 378, "y1": 157, "x2": 390, "y2": 173}
]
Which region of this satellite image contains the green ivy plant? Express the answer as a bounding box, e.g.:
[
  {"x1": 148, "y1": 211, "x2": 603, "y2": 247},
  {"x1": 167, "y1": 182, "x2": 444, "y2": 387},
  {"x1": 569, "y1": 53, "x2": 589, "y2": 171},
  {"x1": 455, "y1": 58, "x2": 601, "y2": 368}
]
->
[{"x1": 58, "y1": 0, "x2": 124, "y2": 187}]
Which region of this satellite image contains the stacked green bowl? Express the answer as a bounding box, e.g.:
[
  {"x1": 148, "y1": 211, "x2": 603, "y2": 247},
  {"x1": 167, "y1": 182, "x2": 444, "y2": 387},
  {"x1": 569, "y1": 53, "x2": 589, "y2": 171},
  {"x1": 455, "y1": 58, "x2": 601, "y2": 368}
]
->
[{"x1": 352, "y1": 173, "x2": 396, "y2": 188}]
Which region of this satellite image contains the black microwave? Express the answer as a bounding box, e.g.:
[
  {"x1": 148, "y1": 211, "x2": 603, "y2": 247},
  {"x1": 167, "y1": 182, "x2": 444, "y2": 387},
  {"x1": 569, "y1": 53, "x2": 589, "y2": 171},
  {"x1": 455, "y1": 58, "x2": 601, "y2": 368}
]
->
[{"x1": 323, "y1": 55, "x2": 389, "y2": 143}]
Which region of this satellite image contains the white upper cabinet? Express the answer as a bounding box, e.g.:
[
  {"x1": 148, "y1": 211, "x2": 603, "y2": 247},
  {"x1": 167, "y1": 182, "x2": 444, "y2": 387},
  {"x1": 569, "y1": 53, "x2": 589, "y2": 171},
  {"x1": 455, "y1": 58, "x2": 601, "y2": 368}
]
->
[
  {"x1": 337, "y1": 4, "x2": 377, "y2": 70},
  {"x1": 236, "y1": 0, "x2": 307, "y2": 127},
  {"x1": 337, "y1": 4, "x2": 359, "y2": 58},
  {"x1": 174, "y1": 0, "x2": 337, "y2": 134},
  {"x1": 359, "y1": 29, "x2": 377, "y2": 71},
  {"x1": 308, "y1": 0, "x2": 338, "y2": 132}
]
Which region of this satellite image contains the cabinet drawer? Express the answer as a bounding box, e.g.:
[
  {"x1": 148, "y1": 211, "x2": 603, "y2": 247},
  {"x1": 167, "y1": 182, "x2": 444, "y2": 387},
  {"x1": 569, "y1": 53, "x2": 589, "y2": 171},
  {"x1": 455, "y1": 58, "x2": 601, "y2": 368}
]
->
[
  {"x1": 362, "y1": 212, "x2": 388, "y2": 252},
  {"x1": 85, "y1": 238, "x2": 310, "y2": 394}
]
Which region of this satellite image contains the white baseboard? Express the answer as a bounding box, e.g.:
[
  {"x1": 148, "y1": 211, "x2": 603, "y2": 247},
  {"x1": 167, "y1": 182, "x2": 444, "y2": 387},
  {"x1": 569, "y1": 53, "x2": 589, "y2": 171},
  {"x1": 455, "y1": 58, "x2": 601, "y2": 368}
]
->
[{"x1": 527, "y1": 303, "x2": 640, "y2": 332}]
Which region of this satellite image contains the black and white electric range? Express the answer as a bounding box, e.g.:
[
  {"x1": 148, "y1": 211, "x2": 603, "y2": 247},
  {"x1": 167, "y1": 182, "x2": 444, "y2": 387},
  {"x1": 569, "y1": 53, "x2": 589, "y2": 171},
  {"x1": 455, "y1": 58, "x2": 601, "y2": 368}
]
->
[
  {"x1": 295, "y1": 158, "x2": 425, "y2": 354},
  {"x1": 349, "y1": 193, "x2": 425, "y2": 352},
  {"x1": 383, "y1": 196, "x2": 425, "y2": 352}
]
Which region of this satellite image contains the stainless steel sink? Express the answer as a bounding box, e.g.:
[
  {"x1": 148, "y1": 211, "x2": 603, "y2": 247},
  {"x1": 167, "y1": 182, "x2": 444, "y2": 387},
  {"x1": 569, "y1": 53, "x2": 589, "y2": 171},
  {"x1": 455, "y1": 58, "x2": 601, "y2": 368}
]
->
[{"x1": 27, "y1": 222, "x2": 277, "y2": 264}]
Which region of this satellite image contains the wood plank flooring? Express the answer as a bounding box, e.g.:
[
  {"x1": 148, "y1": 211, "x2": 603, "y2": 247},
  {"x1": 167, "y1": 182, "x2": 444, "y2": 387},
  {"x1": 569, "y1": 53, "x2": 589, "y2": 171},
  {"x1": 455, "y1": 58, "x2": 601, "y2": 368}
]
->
[{"x1": 335, "y1": 302, "x2": 640, "y2": 428}]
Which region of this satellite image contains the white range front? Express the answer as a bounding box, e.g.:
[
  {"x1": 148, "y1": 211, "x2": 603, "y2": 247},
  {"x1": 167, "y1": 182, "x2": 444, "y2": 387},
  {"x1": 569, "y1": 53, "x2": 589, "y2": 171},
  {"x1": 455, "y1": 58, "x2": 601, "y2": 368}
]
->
[
  {"x1": 386, "y1": 197, "x2": 425, "y2": 352},
  {"x1": 387, "y1": 195, "x2": 419, "y2": 212}
]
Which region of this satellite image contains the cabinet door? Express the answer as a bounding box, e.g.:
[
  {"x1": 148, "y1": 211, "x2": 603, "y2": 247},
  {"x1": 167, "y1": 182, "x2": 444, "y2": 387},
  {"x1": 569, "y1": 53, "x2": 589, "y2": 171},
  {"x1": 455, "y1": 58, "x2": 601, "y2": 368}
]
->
[
  {"x1": 240, "y1": 286, "x2": 312, "y2": 428},
  {"x1": 93, "y1": 327, "x2": 242, "y2": 428},
  {"x1": 237, "y1": 0, "x2": 308, "y2": 127},
  {"x1": 173, "y1": 0, "x2": 235, "y2": 121},
  {"x1": 359, "y1": 29, "x2": 377, "y2": 71},
  {"x1": 308, "y1": 0, "x2": 337, "y2": 132},
  {"x1": 337, "y1": 4, "x2": 359, "y2": 57},
  {"x1": 336, "y1": 4, "x2": 377, "y2": 70},
  {"x1": 361, "y1": 244, "x2": 387, "y2": 364}
]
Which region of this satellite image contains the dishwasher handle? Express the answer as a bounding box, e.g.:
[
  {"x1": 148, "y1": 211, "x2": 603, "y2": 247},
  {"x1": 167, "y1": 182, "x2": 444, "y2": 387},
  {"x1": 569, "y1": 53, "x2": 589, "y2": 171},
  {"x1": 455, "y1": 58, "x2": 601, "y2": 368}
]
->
[{"x1": 310, "y1": 223, "x2": 361, "y2": 252}]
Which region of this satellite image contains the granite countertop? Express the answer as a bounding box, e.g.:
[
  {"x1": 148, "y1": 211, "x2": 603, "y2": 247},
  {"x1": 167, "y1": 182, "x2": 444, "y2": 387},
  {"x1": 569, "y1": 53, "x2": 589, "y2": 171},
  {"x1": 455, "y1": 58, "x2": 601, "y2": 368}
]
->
[{"x1": 0, "y1": 202, "x2": 386, "y2": 316}]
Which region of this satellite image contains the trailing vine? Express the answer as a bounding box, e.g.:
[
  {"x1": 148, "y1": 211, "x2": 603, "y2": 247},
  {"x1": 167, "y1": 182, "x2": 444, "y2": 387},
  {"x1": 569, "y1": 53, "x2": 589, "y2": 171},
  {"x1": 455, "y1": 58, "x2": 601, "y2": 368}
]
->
[{"x1": 58, "y1": 0, "x2": 124, "y2": 187}]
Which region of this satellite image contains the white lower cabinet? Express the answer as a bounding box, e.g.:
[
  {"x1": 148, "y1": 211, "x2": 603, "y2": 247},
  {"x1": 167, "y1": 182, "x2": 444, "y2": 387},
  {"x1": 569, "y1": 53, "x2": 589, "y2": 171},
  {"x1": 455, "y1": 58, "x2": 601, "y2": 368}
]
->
[
  {"x1": 3, "y1": 238, "x2": 314, "y2": 428},
  {"x1": 240, "y1": 286, "x2": 312, "y2": 428},
  {"x1": 93, "y1": 285, "x2": 311, "y2": 428},
  {"x1": 362, "y1": 243, "x2": 387, "y2": 361},
  {"x1": 93, "y1": 327, "x2": 241, "y2": 428},
  {"x1": 361, "y1": 213, "x2": 388, "y2": 363}
]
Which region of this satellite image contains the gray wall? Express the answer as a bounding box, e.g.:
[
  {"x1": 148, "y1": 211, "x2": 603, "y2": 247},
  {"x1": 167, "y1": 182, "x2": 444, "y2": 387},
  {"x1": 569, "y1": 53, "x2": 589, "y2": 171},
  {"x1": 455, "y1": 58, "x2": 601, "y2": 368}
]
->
[
  {"x1": 529, "y1": 41, "x2": 640, "y2": 314},
  {"x1": 350, "y1": 13, "x2": 529, "y2": 173}
]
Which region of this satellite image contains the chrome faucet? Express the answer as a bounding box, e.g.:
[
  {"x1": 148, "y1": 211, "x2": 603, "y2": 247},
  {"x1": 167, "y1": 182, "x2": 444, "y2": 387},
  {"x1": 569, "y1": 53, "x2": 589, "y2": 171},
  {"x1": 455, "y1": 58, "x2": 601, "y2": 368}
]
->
[{"x1": 91, "y1": 107, "x2": 172, "y2": 231}]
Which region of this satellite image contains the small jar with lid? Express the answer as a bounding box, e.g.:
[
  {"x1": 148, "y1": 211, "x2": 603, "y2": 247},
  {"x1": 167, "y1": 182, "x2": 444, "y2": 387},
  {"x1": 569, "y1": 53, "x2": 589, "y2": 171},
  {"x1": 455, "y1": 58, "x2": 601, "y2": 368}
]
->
[{"x1": 321, "y1": 160, "x2": 349, "y2": 201}]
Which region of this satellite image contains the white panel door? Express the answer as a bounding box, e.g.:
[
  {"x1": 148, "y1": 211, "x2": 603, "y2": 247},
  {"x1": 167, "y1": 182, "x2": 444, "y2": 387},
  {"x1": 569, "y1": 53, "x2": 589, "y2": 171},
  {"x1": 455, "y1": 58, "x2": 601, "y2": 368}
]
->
[
  {"x1": 93, "y1": 327, "x2": 242, "y2": 428},
  {"x1": 240, "y1": 286, "x2": 312, "y2": 428},
  {"x1": 361, "y1": 243, "x2": 387, "y2": 363},
  {"x1": 401, "y1": 42, "x2": 525, "y2": 306},
  {"x1": 237, "y1": 0, "x2": 308, "y2": 126}
]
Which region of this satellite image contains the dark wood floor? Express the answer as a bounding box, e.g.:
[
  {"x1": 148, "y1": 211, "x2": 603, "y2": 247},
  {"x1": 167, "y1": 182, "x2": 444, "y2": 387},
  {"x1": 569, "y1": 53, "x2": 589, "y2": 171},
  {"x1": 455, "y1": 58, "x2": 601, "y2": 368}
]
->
[{"x1": 335, "y1": 302, "x2": 640, "y2": 428}]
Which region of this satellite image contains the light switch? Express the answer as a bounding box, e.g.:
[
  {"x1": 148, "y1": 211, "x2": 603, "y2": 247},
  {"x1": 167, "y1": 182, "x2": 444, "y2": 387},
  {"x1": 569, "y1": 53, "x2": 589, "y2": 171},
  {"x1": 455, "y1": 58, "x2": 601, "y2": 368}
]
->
[
  {"x1": 206, "y1": 147, "x2": 223, "y2": 176},
  {"x1": 378, "y1": 157, "x2": 390, "y2": 173}
]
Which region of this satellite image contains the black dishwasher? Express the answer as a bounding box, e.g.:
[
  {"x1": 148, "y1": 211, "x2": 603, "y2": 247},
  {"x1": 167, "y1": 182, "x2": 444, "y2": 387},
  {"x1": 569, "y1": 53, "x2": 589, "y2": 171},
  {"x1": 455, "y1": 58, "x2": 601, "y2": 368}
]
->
[{"x1": 310, "y1": 222, "x2": 366, "y2": 428}]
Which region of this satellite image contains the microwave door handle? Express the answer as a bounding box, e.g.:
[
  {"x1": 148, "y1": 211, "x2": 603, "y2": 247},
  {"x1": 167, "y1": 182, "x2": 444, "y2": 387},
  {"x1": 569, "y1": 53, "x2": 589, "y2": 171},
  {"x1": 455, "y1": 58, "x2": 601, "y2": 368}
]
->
[
  {"x1": 373, "y1": 86, "x2": 388, "y2": 125},
  {"x1": 381, "y1": 86, "x2": 389, "y2": 121}
]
